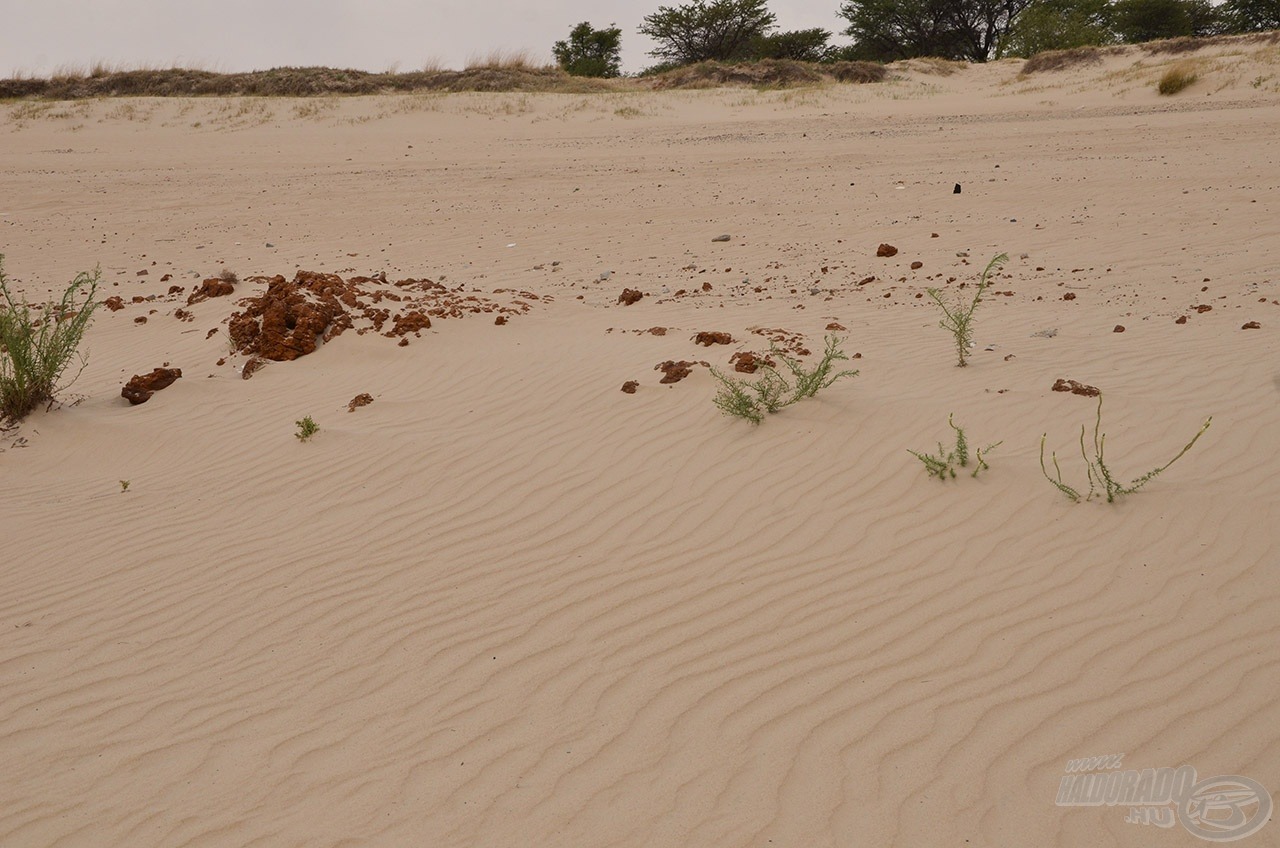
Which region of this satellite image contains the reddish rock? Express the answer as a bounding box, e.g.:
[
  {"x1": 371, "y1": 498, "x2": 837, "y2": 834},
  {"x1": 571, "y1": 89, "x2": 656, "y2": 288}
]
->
[
  {"x1": 1113, "y1": 325, "x2": 1125, "y2": 333},
  {"x1": 1176, "y1": 315, "x2": 1188, "y2": 324},
  {"x1": 174, "y1": 308, "x2": 193, "y2": 322},
  {"x1": 1194, "y1": 304, "x2": 1213, "y2": 313},
  {"x1": 227, "y1": 272, "x2": 351, "y2": 361},
  {"x1": 206, "y1": 328, "x2": 218, "y2": 339},
  {"x1": 876, "y1": 243, "x2": 898, "y2": 257},
  {"x1": 648, "y1": 326, "x2": 667, "y2": 336},
  {"x1": 1242, "y1": 321, "x2": 1262, "y2": 329},
  {"x1": 494, "y1": 315, "x2": 507, "y2": 325},
  {"x1": 1052, "y1": 378, "x2": 1100, "y2": 397},
  {"x1": 136, "y1": 269, "x2": 148, "y2": 277},
  {"x1": 730, "y1": 351, "x2": 775, "y2": 374},
  {"x1": 701, "y1": 282, "x2": 713, "y2": 292},
  {"x1": 1063, "y1": 292, "x2": 1076, "y2": 301},
  {"x1": 347, "y1": 393, "x2": 374, "y2": 412},
  {"x1": 618, "y1": 288, "x2": 644, "y2": 305},
  {"x1": 102, "y1": 296, "x2": 125, "y2": 312},
  {"x1": 187, "y1": 277, "x2": 235, "y2": 304},
  {"x1": 910, "y1": 261, "x2": 923, "y2": 270},
  {"x1": 694, "y1": 331, "x2": 733, "y2": 346},
  {"x1": 825, "y1": 322, "x2": 847, "y2": 331},
  {"x1": 167, "y1": 284, "x2": 182, "y2": 294},
  {"x1": 121, "y1": 367, "x2": 182, "y2": 405},
  {"x1": 388, "y1": 310, "x2": 431, "y2": 336},
  {"x1": 655, "y1": 360, "x2": 696, "y2": 384},
  {"x1": 241, "y1": 357, "x2": 265, "y2": 380},
  {"x1": 620, "y1": 380, "x2": 639, "y2": 394},
  {"x1": 161, "y1": 274, "x2": 173, "y2": 283},
  {"x1": 133, "y1": 316, "x2": 147, "y2": 324}
]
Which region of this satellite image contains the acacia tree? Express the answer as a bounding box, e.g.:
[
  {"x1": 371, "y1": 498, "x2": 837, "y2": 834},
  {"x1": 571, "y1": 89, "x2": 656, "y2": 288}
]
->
[
  {"x1": 1221, "y1": 0, "x2": 1280, "y2": 31},
  {"x1": 1004, "y1": 0, "x2": 1113, "y2": 56},
  {"x1": 553, "y1": 22, "x2": 623, "y2": 77},
  {"x1": 749, "y1": 28, "x2": 834, "y2": 61},
  {"x1": 639, "y1": 0, "x2": 777, "y2": 64},
  {"x1": 838, "y1": 0, "x2": 1034, "y2": 62}
]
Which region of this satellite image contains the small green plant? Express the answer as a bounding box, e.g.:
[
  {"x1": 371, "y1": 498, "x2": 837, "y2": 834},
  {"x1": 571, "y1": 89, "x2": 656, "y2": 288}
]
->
[
  {"x1": 0, "y1": 254, "x2": 100, "y2": 423},
  {"x1": 926, "y1": 253, "x2": 1006, "y2": 367},
  {"x1": 1158, "y1": 62, "x2": 1199, "y2": 96},
  {"x1": 1040, "y1": 394, "x2": 1211, "y2": 503},
  {"x1": 909, "y1": 414, "x2": 1001, "y2": 480},
  {"x1": 295, "y1": 415, "x2": 319, "y2": 442},
  {"x1": 119, "y1": 479, "x2": 130, "y2": 492},
  {"x1": 711, "y1": 334, "x2": 858, "y2": 424}
]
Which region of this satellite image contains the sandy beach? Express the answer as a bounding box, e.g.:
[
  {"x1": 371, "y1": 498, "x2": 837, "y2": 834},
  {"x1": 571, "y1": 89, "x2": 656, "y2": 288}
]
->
[{"x1": 2, "y1": 41, "x2": 1279, "y2": 846}]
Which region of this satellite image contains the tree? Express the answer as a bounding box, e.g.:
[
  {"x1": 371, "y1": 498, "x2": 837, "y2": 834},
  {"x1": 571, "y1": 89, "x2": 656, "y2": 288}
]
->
[
  {"x1": 749, "y1": 28, "x2": 834, "y2": 61},
  {"x1": 639, "y1": 0, "x2": 777, "y2": 64},
  {"x1": 553, "y1": 22, "x2": 623, "y2": 77},
  {"x1": 1109, "y1": 0, "x2": 1223, "y2": 41},
  {"x1": 1221, "y1": 0, "x2": 1280, "y2": 31},
  {"x1": 838, "y1": 0, "x2": 1034, "y2": 62},
  {"x1": 1004, "y1": 0, "x2": 1113, "y2": 56}
]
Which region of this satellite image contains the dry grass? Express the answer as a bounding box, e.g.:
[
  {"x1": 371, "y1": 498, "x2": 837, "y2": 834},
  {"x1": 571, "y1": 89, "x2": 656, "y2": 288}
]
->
[
  {"x1": 1144, "y1": 32, "x2": 1279, "y2": 56},
  {"x1": 0, "y1": 57, "x2": 894, "y2": 100},
  {"x1": 894, "y1": 57, "x2": 965, "y2": 76},
  {"x1": 1021, "y1": 46, "x2": 1124, "y2": 75},
  {"x1": 1158, "y1": 61, "x2": 1200, "y2": 95},
  {"x1": 646, "y1": 59, "x2": 885, "y2": 90}
]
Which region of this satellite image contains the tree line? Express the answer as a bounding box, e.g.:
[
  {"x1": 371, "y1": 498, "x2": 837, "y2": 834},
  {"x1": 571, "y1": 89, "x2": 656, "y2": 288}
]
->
[{"x1": 552, "y1": 0, "x2": 1280, "y2": 75}]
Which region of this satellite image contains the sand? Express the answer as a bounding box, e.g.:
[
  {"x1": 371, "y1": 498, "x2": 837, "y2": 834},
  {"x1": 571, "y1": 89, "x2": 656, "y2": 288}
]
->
[{"x1": 2, "y1": 41, "x2": 1279, "y2": 847}]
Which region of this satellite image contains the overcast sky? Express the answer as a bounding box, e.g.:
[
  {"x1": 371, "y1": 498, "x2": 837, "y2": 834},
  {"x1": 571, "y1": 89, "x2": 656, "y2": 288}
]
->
[{"x1": 2, "y1": 1, "x2": 855, "y2": 77}]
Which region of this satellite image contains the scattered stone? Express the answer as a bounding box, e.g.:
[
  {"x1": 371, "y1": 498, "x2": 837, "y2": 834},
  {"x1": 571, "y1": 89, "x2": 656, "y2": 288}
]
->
[
  {"x1": 1113, "y1": 325, "x2": 1125, "y2": 333},
  {"x1": 389, "y1": 310, "x2": 431, "y2": 336},
  {"x1": 206, "y1": 328, "x2": 218, "y2": 339},
  {"x1": 876, "y1": 243, "x2": 898, "y2": 257},
  {"x1": 729, "y1": 351, "x2": 774, "y2": 374},
  {"x1": 1176, "y1": 315, "x2": 1188, "y2": 324},
  {"x1": 649, "y1": 326, "x2": 667, "y2": 335},
  {"x1": 618, "y1": 288, "x2": 644, "y2": 306},
  {"x1": 1242, "y1": 321, "x2": 1262, "y2": 329},
  {"x1": 495, "y1": 315, "x2": 507, "y2": 325},
  {"x1": 1063, "y1": 292, "x2": 1076, "y2": 301},
  {"x1": 347, "y1": 393, "x2": 374, "y2": 412},
  {"x1": 173, "y1": 308, "x2": 194, "y2": 322},
  {"x1": 655, "y1": 360, "x2": 696, "y2": 384},
  {"x1": 187, "y1": 277, "x2": 235, "y2": 304},
  {"x1": 133, "y1": 316, "x2": 147, "y2": 324},
  {"x1": 825, "y1": 322, "x2": 847, "y2": 331},
  {"x1": 620, "y1": 380, "x2": 639, "y2": 394},
  {"x1": 701, "y1": 282, "x2": 712, "y2": 292},
  {"x1": 910, "y1": 261, "x2": 923, "y2": 270},
  {"x1": 693, "y1": 331, "x2": 733, "y2": 346},
  {"x1": 1052, "y1": 378, "x2": 1100, "y2": 397},
  {"x1": 931, "y1": 232, "x2": 939, "y2": 238},
  {"x1": 1194, "y1": 304, "x2": 1213, "y2": 313},
  {"x1": 953, "y1": 184, "x2": 962, "y2": 194},
  {"x1": 121, "y1": 367, "x2": 182, "y2": 405},
  {"x1": 136, "y1": 269, "x2": 148, "y2": 277},
  {"x1": 160, "y1": 274, "x2": 172, "y2": 282},
  {"x1": 711, "y1": 234, "x2": 731, "y2": 242},
  {"x1": 102, "y1": 296, "x2": 125, "y2": 312},
  {"x1": 241, "y1": 357, "x2": 265, "y2": 379},
  {"x1": 1031, "y1": 328, "x2": 1058, "y2": 338},
  {"x1": 266, "y1": 242, "x2": 275, "y2": 248},
  {"x1": 167, "y1": 285, "x2": 183, "y2": 295}
]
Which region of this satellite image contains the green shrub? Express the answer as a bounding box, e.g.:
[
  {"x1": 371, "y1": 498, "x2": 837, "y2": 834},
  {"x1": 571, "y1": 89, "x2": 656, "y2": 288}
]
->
[
  {"x1": 926, "y1": 253, "x2": 1006, "y2": 367},
  {"x1": 711, "y1": 334, "x2": 858, "y2": 424},
  {"x1": 909, "y1": 414, "x2": 1000, "y2": 480},
  {"x1": 1040, "y1": 393, "x2": 1211, "y2": 503},
  {"x1": 0, "y1": 254, "x2": 99, "y2": 423},
  {"x1": 295, "y1": 415, "x2": 319, "y2": 442}
]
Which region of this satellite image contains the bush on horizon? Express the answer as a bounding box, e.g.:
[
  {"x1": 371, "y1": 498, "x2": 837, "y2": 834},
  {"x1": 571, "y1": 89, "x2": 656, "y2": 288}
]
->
[{"x1": 553, "y1": 22, "x2": 624, "y2": 77}]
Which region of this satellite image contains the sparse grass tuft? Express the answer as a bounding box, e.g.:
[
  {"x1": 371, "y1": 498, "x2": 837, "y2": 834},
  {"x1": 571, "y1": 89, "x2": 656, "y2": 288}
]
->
[
  {"x1": 711, "y1": 335, "x2": 858, "y2": 424},
  {"x1": 0, "y1": 254, "x2": 100, "y2": 423},
  {"x1": 119, "y1": 479, "x2": 130, "y2": 492},
  {"x1": 1040, "y1": 393, "x2": 1211, "y2": 503},
  {"x1": 909, "y1": 414, "x2": 1000, "y2": 480},
  {"x1": 926, "y1": 253, "x2": 1006, "y2": 367},
  {"x1": 218, "y1": 268, "x2": 239, "y2": 285},
  {"x1": 295, "y1": 415, "x2": 319, "y2": 442},
  {"x1": 1158, "y1": 61, "x2": 1199, "y2": 95}
]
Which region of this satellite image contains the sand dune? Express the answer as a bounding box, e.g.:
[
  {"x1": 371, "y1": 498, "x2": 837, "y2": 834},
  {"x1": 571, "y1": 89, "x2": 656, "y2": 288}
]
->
[{"x1": 2, "y1": 39, "x2": 1279, "y2": 847}]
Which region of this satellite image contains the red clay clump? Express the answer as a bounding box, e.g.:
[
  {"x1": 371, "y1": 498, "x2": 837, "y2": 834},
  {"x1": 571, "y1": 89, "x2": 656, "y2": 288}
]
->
[
  {"x1": 620, "y1": 380, "x2": 639, "y2": 394},
  {"x1": 1242, "y1": 321, "x2": 1261, "y2": 329},
  {"x1": 121, "y1": 367, "x2": 182, "y2": 405},
  {"x1": 348, "y1": 393, "x2": 374, "y2": 412},
  {"x1": 730, "y1": 351, "x2": 775, "y2": 373},
  {"x1": 102, "y1": 296, "x2": 125, "y2": 312},
  {"x1": 876, "y1": 243, "x2": 898, "y2": 257},
  {"x1": 655, "y1": 360, "x2": 696, "y2": 384},
  {"x1": 187, "y1": 277, "x2": 236, "y2": 304},
  {"x1": 618, "y1": 288, "x2": 644, "y2": 305},
  {"x1": 1052, "y1": 378, "x2": 1100, "y2": 397},
  {"x1": 694, "y1": 331, "x2": 734, "y2": 345}
]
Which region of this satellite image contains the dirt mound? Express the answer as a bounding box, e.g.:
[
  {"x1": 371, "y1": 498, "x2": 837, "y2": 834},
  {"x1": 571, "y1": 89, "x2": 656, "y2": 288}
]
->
[
  {"x1": 1052, "y1": 378, "x2": 1100, "y2": 397},
  {"x1": 187, "y1": 277, "x2": 235, "y2": 304},
  {"x1": 224, "y1": 271, "x2": 533, "y2": 363}
]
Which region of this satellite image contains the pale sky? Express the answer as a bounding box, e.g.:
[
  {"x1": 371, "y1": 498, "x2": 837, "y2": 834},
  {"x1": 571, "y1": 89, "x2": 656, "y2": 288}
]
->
[{"x1": 2, "y1": 1, "x2": 855, "y2": 78}]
